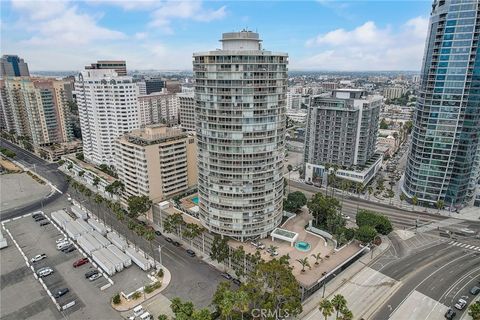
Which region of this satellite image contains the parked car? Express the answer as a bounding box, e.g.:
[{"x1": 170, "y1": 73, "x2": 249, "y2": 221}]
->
[
  {"x1": 56, "y1": 237, "x2": 68, "y2": 244},
  {"x1": 454, "y1": 298, "x2": 467, "y2": 310},
  {"x1": 173, "y1": 241, "x2": 181, "y2": 247},
  {"x1": 445, "y1": 308, "x2": 456, "y2": 319},
  {"x1": 85, "y1": 269, "x2": 99, "y2": 278},
  {"x1": 155, "y1": 230, "x2": 161, "y2": 237},
  {"x1": 53, "y1": 288, "x2": 69, "y2": 298},
  {"x1": 34, "y1": 216, "x2": 46, "y2": 222},
  {"x1": 62, "y1": 245, "x2": 76, "y2": 253},
  {"x1": 39, "y1": 221, "x2": 50, "y2": 226},
  {"x1": 165, "y1": 237, "x2": 173, "y2": 243},
  {"x1": 470, "y1": 286, "x2": 480, "y2": 295},
  {"x1": 32, "y1": 213, "x2": 43, "y2": 219},
  {"x1": 232, "y1": 279, "x2": 241, "y2": 286},
  {"x1": 186, "y1": 249, "x2": 196, "y2": 257},
  {"x1": 221, "y1": 273, "x2": 232, "y2": 280},
  {"x1": 30, "y1": 254, "x2": 47, "y2": 263},
  {"x1": 37, "y1": 268, "x2": 54, "y2": 278},
  {"x1": 73, "y1": 258, "x2": 89, "y2": 268},
  {"x1": 89, "y1": 273, "x2": 102, "y2": 281},
  {"x1": 56, "y1": 241, "x2": 71, "y2": 250}
]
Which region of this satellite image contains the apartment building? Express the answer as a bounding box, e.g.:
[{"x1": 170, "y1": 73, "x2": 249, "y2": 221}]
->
[
  {"x1": 383, "y1": 86, "x2": 406, "y2": 100},
  {"x1": 137, "y1": 92, "x2": 179, "y2": 127},
  {"x1": 0, "y1": 55, "x2": 30, "y2": 77},
  {"x1": 0, "y1": 77, "x2": 73, "y2": 146},
  {"x1": 194, "y1": 30, "x2": 288, "y2": 240},
  {"x1": 115, "y1": 125, "x2": 197, "y2": 203},
  {"x1": 177, "y1": 92, "x2": 196, "y2": 131},
  {"x1": 304, "y1": 89, "x2": 382, "y2": 186},
  {"x1": 74, "y1": 69, "x2": 140, "y2": 166}
]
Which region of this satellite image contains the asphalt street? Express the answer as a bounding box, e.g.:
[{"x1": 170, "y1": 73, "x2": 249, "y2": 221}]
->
[{"x1": 0, "y1": 139, "x2": 68, "y2": 220}]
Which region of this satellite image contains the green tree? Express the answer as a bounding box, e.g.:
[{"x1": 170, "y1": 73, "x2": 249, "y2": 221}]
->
[
  {"x1": 127, "y1": 195, "x2": 152, "y2": 218},
  {"x1": 170, "y1": 297, "x2": 194, "y2": 320},
  {"x1": 355, "y1": 225, "x2": 377, "y2": 243},
  {"x1": 400, "y1": 193, "x2": 406, "y2": 208},
  {"x1": 331, "y1": 294, "x2": 347, "y2": 319},
  {"x1": 283, "y1": 191, "x2": 308, "y2": 212},
  {"x1": 468, "y1": 301, "x2": 480, "y2": 320},
  {"x1": 412, "y1": 195, "x2": 418, "y2": 210},
  {"x1": 144, "y1": 230, "x2": 156, "y2": 263},
  {"x1": 296, "y1": 257, "x2": 311, "y2": 272},
  {"x1": 311, "y1": 252, "x2": 323, "y2": 265},
  {"x1": 340, "y1": 308, "x2": 353, "y2": 320},
  {"x1": 307, "y1": 193, "x2": 342, "y2": 228},
  {"x1": 379, "y1": 118, "x2": 389, "y2": 129},
  {"x1": 367, "y1": 186, "x2": 373, "y2": 200},
  {"x1": 356, "y1": 210, "x2": 392, "y2": 235},
  {"x1": 210, "y1": 235, "x2": 230, "y2": 264},
  {"x1": 157, "y1": 315, "x2": 169, "y2": 320},
  {"x1": 93, "y1": 176, "x2": 100, "y2": 187},
  {"x1": 76, "y1": 152, "x2": 84, "y2": 161},
  {"x1": 318, "y1": 299, "x2": 334, "y2": 320},
  {"x1": 163, "y1": 212, "x2": 184, "y2": 234},
  {"x1": 105, "y1": 180, "x2": 124, "y2": 196},
  {"x1": 436, "y1": 199, "x2": 444, "y2": 213}
]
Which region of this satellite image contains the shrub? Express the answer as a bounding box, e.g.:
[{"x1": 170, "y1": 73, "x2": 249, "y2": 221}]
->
[
  {"x1": 157, "y1": 269, "x2": 164, "y2": 278},
  {"x1": 355, "y1": 225, "x2": 377, "y2": 243},
  {"x1": 152, "y1": 281, "x2": 161, "y2": 290},
  {"x1": 344, "y1": 227, "x2": 355, "y2": 241},
  {"x1": 131, "y1": 291, "x2": 142, "y2": 300},
  {"x1": 112, "y1": 293, "x2": 121, "y2": 305},
  {"x1": 0, "y1": 147, "x2": 16, "y2": 158},
  {"x1": 144, "y1": 284, "x2": 154, "y2": 294},
  {"x1": 158, "y1": 315, "x2": 169, "y2": 320}
]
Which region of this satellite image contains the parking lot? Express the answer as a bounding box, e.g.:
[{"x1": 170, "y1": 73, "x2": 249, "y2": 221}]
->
[{"x1": 1, "y1": 212, "x2": 121, "y2": 320}]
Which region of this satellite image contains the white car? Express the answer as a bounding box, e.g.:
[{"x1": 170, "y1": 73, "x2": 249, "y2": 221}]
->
[
  {"x1": 461, "y1": 228, "x2": 475, "y2": 234},
  {"x1": 56, "y1": 237, "x2": 68, "y2": 244},
  {"x1": 31, "y1": 254, "x2": 47, "y2": 263},
  {"x1": 89, "y1": 273, "x2": 102, "y2": 281},
  {"x1": 37, "y1": 268, "x2": 53, "y2": 278},
  {"x1": 454, "y1": 298, "x2": 467, "y2": 310},
  {"x1": 56, "y1": 241, "x2": 71, "y2": 250}
]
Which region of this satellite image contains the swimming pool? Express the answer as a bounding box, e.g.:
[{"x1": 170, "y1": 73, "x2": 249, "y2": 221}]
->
[
  {"x1": 192, "y1": 196, "x2": 199, "y2": 204},
  {"x1": 295, "y1": 241, "x2": 311, "y2": 252}
]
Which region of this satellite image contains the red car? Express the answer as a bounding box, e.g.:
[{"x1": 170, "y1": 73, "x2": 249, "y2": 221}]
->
[{"x1": 73, "y1": 258, "x2": 89, "y2": 268}]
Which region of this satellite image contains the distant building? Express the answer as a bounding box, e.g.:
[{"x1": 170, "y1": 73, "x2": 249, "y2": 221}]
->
[
  {"x1": 177, "y1": 92, "x2": 195, "y2": 131},
  {"x1": 137, "y1": 92, "x2": 178, "y2": 127},
  {"x1": 145, "y1": 78, "x2": 166, "y2": 94},
  {"x1": 321, "y1": 82, "x2": 337, "y2": 91},
  {"x1": 115, "y1": 125, "x2": 197, "y2": 203},
  {"x1": 304, "y1": 89, "x2": 383, "y2": 186},
  {"x1": 287, "y1": 93, "x2": 302, "y2": 110},
  {"x1": 85, "y1": 60, "x2": 127, "y2": 76},
  {"x1": 75, "y1": 69, "x2": 139, "y2": 166},
  {"x1": 0, "y1": 55, "x2": 30, "y2": 77},
  {"x1": 286, "y1": 109, "x2": 307, "y2": 124},
  {"x1": 1, "y1": 77, "x2": 73, "y2": 146},
  {"x1": 165, "y1": 80, "x2": 181, "y2": 93},
  {"x1": 383, "y1": 86, "x2": 405, "y2": 100}
]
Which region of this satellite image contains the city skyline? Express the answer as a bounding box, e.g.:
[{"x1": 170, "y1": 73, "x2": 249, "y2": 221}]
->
[{"x1": 3, "y1": 0, "x2": 432, "y2": 72}]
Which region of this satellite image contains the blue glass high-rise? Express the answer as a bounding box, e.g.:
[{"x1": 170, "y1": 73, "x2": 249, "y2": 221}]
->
[{"x1": 402, "y1": 0, "x2": 480, "y2": 208}]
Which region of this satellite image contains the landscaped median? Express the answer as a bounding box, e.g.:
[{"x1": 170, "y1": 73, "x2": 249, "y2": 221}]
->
[{"x1": 111, "y1": 266, "x2": 172, "y2": 312}]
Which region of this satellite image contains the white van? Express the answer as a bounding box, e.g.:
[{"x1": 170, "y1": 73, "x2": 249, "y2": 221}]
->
[
  {"x1": 133, "y1": 305, "x2": 144, "y2": 317},
  {"x1": 139, "y1": 312, "x2": 152, "y2": 320}
]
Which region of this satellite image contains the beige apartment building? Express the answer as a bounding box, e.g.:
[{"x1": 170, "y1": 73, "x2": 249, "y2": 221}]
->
[{"x1": 115, "y1": 125, "x2": 197, "y2": 203}]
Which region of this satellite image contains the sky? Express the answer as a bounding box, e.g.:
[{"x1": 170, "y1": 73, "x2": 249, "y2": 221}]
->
[{"x1": 1, "y1": 0, "x2": 433, "y2": 72}]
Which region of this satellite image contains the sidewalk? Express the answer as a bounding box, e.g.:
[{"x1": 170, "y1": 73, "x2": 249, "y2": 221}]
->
[{"x1": 299, "y1": 236, "x2": 391, "y2": 318}]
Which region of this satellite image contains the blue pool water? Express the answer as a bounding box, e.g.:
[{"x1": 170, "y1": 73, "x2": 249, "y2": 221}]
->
[
  {"x1": 192, "y1": 196, "x2": 199, "y2": 204},
  {"x1": 295, "y1": 241, "x2": 311, "y2": 252}
]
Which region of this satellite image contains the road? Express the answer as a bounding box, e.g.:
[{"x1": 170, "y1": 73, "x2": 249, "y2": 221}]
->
[{"x1": 0, "y1": 139, "x2": 68, "y2": 220}]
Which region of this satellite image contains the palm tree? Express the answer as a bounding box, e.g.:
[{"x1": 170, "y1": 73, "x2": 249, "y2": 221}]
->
[
  {"x1": 268, "y1": 245, "x2": 278, "y2": 256},
  {"x1": 339, "y1": 308, "x2": 353, "y2": 320},
  {"x1": 235, "y1": 290, "x2": 250, "y2": 320},
  {"x1": 318, "y1": 299, "x2": 334, "y2": 320},
  {"x1": 311, "y1": 252, "x2": 323, "y2": 265},
  {"x1": 367, "y1": 186, "x2": 373, "y2": 200},
  {"x1": 436, "y1": 199, "x2": 444, "y2": 213},
  {"x1": 324, "y1": 163, "x2": 331, "y2": 191},
  {"x1": 296, "y1": 257, "x2": 311, "y2": 272},
  {"x1": 400, "y1": 193, "x2": 406, "y2": 208},
  {"x1": 331, "y1": 294, "x2": 347, "y2": 319},
  {"x1": 412, "y1": 195, "x2": 418, "y2": 211},
  {"x1": 144, "y1": 230, "x2": 156, "y2": 264}
]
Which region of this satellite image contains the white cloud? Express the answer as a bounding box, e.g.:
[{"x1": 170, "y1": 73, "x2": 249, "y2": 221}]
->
[
  {"x1": 149, "y1": 1, "x2": 227, "y2": 33},
  {"x1": 11, "y1": 0, "x2": 68, "y2": 20},
  {"x1": 298, "y1": 16, "x2": 429, "y2": 71}
]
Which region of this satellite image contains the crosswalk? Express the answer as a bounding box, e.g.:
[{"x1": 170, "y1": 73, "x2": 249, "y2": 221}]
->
[{"x1": 448, "y1": 240, "x2": 480, "y2": 252}]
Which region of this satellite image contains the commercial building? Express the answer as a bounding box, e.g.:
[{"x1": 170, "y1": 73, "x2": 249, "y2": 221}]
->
[
  {"x1": 137, "y1": 92, "x2": 179, "y2": 127},
  {"x1": 85, "y1": 60, "x2": 127, "y2": 76},
  {"x1": 136, "y1": 77, "x2": 166, "y2": 95},
  {"x1": 115, "y1": 125, "x2": 197, "y2": 203},
  {"x1": 74, "y1": 69, "x2": 140, "y2": 166},
  {"x1": 0, "y1": 55, "x2": 30, "y2": 77},
  {"x1": 177, "y1": 92, "x2": 196, "y2": 131},
  {"x1": 194, "y1": 30, "x2": 288, "y2": 240},
  {"x1": 304, "y1": 89, "x2": 382, "y2": 186},
  {"x1": 403, "y1": 0, "x2": 480, "y2": 208},
  {"x1": 0, "y1": 77, "x2": 73, "y2": 146}
]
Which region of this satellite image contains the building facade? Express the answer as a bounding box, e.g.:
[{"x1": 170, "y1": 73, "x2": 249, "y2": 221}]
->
[
  {"x1": 304, "y1": 89, "x2": 382, "y2": 186},
  {"x1": 137, "y1": 92, "x2": 179, "y2": 127},
  {"x1": 85, "y1": 60, "x2": 127, "y2": 76},
  {"x1": 403, "y1": 0, "x2": 480, "y2": 207},
  {"x1": 0, "y1": 55, "x2": 30, "y2": 77},
  {"x1": 194, "y1": 31, "x2": 288, "y2": 240},
  {"x1": 383, "y1": 86, "x2": 406, "y2": 100},
  {"x1": 115, "y1": 125, "x2": 197, "y2": 203},
  {"x1": 74, "y1": 69, "x2": 140, "y2": 166},
  {"x1": 1, "y1": 77, "x2": 73, "y2": 146},
  {"x1": 177, "y1": 92, "x2": 196, "y2": 131}
]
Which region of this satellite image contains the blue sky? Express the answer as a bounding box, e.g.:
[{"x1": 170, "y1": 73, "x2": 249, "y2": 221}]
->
[{"x1": 1, "y1": 0, "x2": 432, "y2": 71}]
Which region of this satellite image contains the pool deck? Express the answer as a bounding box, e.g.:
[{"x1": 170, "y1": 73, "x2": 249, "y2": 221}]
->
[{"x1": 180, "y1": 195, "x2": 198, "y2": 210}]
